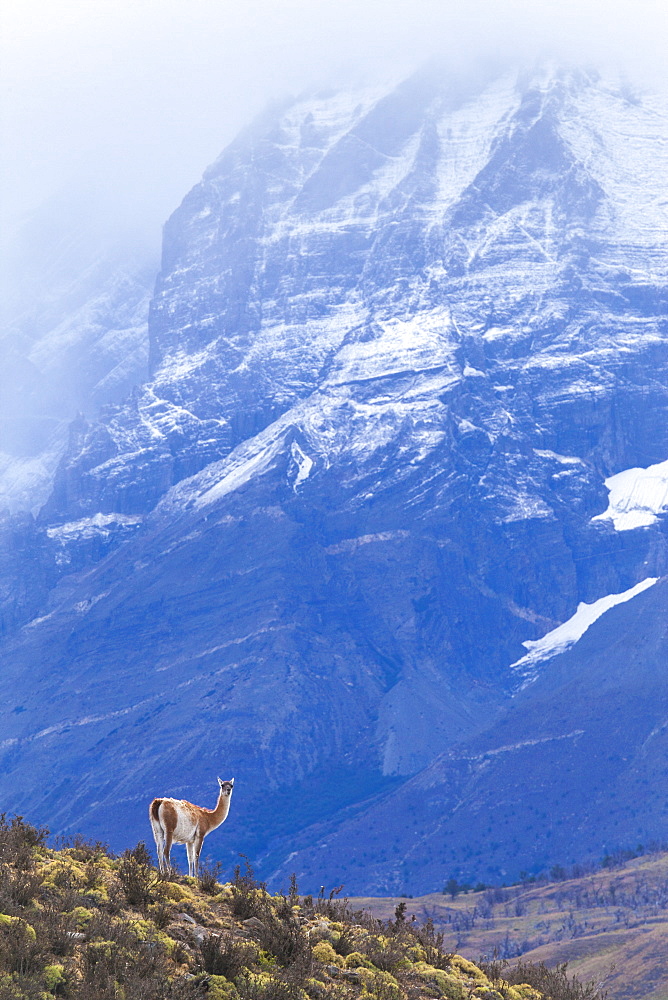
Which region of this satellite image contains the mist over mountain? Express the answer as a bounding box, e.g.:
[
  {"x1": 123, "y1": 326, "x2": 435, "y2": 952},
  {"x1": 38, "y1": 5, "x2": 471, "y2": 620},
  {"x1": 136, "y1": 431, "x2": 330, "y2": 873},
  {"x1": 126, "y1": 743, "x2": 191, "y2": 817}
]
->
[
  {"x1": 0, "y1": 188, "x2": 156, "y2": 514},
  {"x1": 1, "y1": 61, "x2": 667, "y2": 893}
]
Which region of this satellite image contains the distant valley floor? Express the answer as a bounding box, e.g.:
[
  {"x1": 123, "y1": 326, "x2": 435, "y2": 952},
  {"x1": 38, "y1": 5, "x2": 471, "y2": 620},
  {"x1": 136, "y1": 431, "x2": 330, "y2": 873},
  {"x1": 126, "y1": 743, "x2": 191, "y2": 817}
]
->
[{"x1": 351, "y1": 851, "x2": 668, "y2": 1000}]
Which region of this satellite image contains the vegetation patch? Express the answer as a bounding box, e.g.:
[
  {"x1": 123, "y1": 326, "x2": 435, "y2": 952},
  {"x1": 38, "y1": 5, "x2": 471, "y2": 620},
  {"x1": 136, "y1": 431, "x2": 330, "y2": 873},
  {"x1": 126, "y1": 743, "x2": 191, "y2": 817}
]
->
[{"x1": 0, "y1": 814, "x2": 609, "y2": 1000}]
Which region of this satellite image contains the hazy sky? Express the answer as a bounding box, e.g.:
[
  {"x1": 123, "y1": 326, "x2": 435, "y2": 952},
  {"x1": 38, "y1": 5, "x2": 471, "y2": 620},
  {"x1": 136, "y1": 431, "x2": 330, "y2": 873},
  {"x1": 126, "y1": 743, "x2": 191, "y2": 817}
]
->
[{"x1": 2, "y1": 0, "x2": 667, "y2": 253}]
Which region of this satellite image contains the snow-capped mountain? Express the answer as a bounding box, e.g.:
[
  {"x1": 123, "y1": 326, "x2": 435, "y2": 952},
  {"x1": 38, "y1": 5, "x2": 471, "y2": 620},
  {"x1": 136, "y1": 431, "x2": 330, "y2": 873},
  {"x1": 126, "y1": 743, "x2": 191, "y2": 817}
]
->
[{"x1": 1, "y1": 62, "x2": 668, "y2": 892}]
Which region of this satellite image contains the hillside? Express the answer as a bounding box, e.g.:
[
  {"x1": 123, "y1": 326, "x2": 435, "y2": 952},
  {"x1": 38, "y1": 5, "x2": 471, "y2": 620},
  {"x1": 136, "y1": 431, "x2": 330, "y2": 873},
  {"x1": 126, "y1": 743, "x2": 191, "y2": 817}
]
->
[
  {"x1": 0, "y1": 814, "x2": 603, "y2": 1000},
  {"x1": 352, "y1": 850, "x2": 668, "y2": 1000}
]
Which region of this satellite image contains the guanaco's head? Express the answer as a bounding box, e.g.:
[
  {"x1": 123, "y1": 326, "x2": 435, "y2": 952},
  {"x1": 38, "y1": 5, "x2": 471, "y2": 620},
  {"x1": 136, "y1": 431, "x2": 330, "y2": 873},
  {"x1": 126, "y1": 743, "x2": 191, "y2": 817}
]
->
[{"x1": 218, "y1": 777, "x2": 235, "y2": 797}]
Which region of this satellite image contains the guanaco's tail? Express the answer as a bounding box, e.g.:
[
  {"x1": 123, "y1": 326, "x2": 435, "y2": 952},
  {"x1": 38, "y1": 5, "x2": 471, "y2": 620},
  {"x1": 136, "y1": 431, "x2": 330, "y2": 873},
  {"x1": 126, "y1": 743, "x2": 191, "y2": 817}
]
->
[{"x1": 149, "y1": 798, "x2": 165, "y2": 863}]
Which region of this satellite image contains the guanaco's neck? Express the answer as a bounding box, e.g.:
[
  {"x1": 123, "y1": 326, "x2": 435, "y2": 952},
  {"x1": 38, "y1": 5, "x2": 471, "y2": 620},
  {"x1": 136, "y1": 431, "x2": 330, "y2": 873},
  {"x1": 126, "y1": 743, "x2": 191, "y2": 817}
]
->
[{"x1": 206, "y1": 790, "x2": 231, "y2": 830}]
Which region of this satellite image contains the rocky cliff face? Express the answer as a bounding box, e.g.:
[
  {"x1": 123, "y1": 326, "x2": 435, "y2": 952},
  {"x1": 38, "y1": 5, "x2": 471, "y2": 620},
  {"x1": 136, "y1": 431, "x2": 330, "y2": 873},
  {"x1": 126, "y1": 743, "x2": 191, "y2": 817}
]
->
[{"x1": 1, "y1": 63, "x2": 667, "y2": 892}]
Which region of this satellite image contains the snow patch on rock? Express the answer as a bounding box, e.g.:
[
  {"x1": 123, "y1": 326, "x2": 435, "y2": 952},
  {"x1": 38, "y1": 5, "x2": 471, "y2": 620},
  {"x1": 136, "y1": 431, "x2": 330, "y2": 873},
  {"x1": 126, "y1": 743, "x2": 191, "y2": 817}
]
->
[
  {"x1": 290, "y1": 442, "x2": 313, "y2": 490},
  {"x1": 46, "y1": 513, "x2": 143, "y2": 541},
  {"x1": 592, "y1": 459, "x2": 668, "y2": 531},
  {"x1": 511, "y1": 576, "x2": 659, "y2": 685}
]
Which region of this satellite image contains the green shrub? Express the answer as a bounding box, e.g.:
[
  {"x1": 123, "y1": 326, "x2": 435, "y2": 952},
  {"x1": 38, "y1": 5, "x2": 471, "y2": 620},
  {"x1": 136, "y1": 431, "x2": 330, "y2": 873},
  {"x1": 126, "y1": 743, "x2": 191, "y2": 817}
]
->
[
  {"x1": 67, "y1": 906, "x2": 94, "y2": 930},
  {"x1": 344, "y1": 952, "x2": 373, "y2": 970},
  {"x1": 413, "y1": 963, "x2": 466, "y2": 999},
  {"x1": 147, "y1": 900, "x2": 174, "y2": 929},
  {"x1": 312, "y1": 941, "x2": 342, "y2": 966},
  {"x1": 411, "y1": 919, "x2": 453, "y2": 971},
  {"x1": 236, "y1": 969, "x2": 302, "y2": 1000},
  {"x1": 363, "y1": 936, "x2": 406, "y2": 973},
  {"x1": 358, "y1": 969, "x2": 403, "y2": 1000},
  {"x1": 208, "y1": 974, "x2": 241, "y2": 1000},
  {"x1": 0, "y1": 815, "x2": 48, "y2": 866},
  {"x1": 42, "y1": 963, "x2": 65, "y2": 993},
  {"x1": 331, "y1": 925, "x2": 357, "y2": 958},
  {"x1": 449, "y1": 955, "x2": 486, "y2": 982},
  {"x1": 0, "y1": 915, "x2": 42, "y2": 976},
  {"x1": 30, "y1": 905, "x2": 76, "y2": 959},
  {"x1": 0, "y1": 817, "x2": 45, "y2": 911},
  {"x1": 312, "y1": 887, "x2": 349, "y2": 923}
]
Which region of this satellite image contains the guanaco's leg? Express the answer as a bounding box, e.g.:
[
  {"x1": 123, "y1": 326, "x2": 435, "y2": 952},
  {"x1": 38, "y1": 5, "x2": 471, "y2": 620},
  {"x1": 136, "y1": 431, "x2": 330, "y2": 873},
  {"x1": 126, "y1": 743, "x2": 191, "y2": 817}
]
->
[
  {"x1": 151, "y1": 828, "x2": 163, "y2": 871},
  {"x1": 157, "y1": 834, "x2": 166, "y2": 872},
  {"x1": 193, "y1": 833, "x2": 204, "y2": 877},
  {"x1": 163, "y1": 829, "x2": 173, "y2": 873},
  {"x1": 186, "y1": 841, "x2": 195, "y2": 877}
]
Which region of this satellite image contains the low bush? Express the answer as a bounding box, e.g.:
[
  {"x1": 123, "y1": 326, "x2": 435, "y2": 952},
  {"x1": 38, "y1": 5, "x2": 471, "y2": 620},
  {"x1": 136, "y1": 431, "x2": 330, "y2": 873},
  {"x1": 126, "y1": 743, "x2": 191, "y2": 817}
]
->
[
  {"x1": 231, "y1": 858, "x2": 269, "y2": 920},
  {"x1": 58, "y1": 833, "x2": 111, "y2": 864},
  {"x1": 480, "y1": 958, "x2": 609, "y2": 1000},
  {"x1": 0, "y1": 815, "x2": 47, "y2": 913},
  {"x1": 198, "y1": 932, "x2": 258, "y2": 977},
  {"x1": 0, "y1": 815, "x2": 48, "y2": 868},
  {"x1": 411, "y1": 919, "x2": 453, "y2": 970},
  {"x1": 31, "y1": 903, "x2": 77, "y2": 957},
  {"x1": 364, "y1": 936, "x2": 407, "y2": 974},
  {"x1": 116, "y1": 841, "x2": 162, "y2": 907},
  {"x1": 0, "y1": 915, "x2": 42, "y2": 977},
  {"x1": 257, "y1": 909, "x2": 311, "y2": 971},
  {"x1": 199, "y1": 858, "x2": 225, "y2": 896}
]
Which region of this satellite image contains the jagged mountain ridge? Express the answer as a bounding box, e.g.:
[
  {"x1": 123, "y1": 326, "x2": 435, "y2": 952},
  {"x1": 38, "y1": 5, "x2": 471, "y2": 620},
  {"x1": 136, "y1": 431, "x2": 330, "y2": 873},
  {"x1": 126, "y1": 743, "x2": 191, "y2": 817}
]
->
[{"x1": 1, "y1": 63, "x2": 668, "y2": 892}]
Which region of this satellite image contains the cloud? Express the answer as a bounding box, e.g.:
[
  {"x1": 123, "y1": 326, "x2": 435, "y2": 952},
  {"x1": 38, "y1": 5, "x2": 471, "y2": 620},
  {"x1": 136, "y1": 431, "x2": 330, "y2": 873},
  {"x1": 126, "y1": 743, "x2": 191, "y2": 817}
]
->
[{"x1": 1, "y1": 0, "x2": 667, "y2": 250}]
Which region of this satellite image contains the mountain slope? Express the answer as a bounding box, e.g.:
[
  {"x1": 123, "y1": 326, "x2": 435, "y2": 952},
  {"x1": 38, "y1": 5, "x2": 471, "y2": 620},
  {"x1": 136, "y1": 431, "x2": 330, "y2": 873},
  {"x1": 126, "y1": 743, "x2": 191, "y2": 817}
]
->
[
  {"x1": 0, "y1": 63, "x2": 667, "y2": 892},
  {"x1": 267, "y1": 576, "x2": 668, "y2": 892}
]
